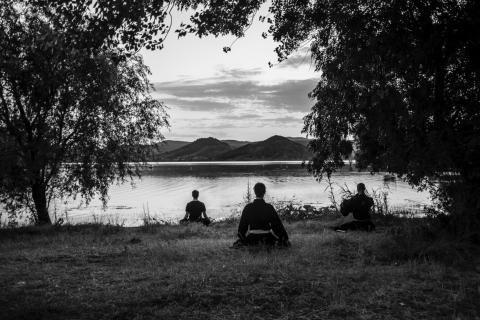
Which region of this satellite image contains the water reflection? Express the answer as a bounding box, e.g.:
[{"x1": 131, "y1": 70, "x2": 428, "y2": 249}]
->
[{"x1": 57, "y1": 162, "x2": 431, "y2": 226}]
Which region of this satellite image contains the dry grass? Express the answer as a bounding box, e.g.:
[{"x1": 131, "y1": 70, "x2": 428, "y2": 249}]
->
[{"x1": 0, "y1": 216, "x2": 479, "y2": 320}]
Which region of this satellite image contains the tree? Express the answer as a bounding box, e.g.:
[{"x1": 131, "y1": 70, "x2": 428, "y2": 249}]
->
[
  {"x1": 274, "y1": 0, "x2": 480, "y2": 229},
  {"x1": 0, "y1": 0, "x2": 261, "y2": 225},
  {"x1": 175, "y1": 0, "x2": 480, "y2": 229},
  {"x1": 0, "y1": 3, "x2": 168, "y2": 224}
]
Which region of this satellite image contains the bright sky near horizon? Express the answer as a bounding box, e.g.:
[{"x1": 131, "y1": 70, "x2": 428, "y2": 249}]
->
[{"x1": 140, "y1": 5, "x2": 318, "y2": 142}]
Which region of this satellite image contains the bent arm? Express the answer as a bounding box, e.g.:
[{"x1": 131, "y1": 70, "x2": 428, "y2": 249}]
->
[
  {"x1": 340, "y1": 198, "x2": 351, "y2": 216},
  {"x1": 270, "y1": 206, "x2": 288, "y2": 241},
  {"x1": 237, "y1": 207, "x2": 249, "y2": 241}
]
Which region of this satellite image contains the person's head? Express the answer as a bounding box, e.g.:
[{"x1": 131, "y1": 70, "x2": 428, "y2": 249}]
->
[
  {"x1": 357, "y1": 183, "x2": 366, "y2": 194},
  {"x1": 192, "y1": 190, "x2": 199, "y2": 199},
  {"x1": 253, "y1": 182, "x2": 266, "y2": 198}
]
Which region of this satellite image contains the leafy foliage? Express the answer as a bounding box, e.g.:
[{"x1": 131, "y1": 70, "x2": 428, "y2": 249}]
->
[
  {"x1": 0, "y1": 0, "x2": 271, "y2": 225},
  {"x1": 272, "y1": 0, "x2": 480, "y2": 227},
  {"x1": 0, "y1": 3, "x2": 168, "y2": 224},
  {"x1": 175, "y1": 0, "x2": 480, "y2": 228}
]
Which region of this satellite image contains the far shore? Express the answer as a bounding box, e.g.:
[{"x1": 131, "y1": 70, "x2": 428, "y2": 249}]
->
[
  {"x1": 139, "y1": 160, "x2": 356, "y2": 166},
  {"x1": 62, "y1": 160, "x2": 356, "y2": 166}
]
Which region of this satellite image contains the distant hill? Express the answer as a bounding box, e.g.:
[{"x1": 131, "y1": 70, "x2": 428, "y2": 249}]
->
[
  {"x1": 141, "y1": 140, "x2": 190, "y2": 161},
  {"x1": 159, "y1": 137, "x2": 231, "y2": 161},
  {"x1": 157, "y1": 140, "x2": 190, "y2": 153},
  {"x1": 287, "y1": 137, "x2": 311, "y2": 148},
  {"x1": 221, "y1": 139, "x2": 251, "y2": 149},
  {"x1": 218, "y1": 135, "x2": 312, "y2": 161}
]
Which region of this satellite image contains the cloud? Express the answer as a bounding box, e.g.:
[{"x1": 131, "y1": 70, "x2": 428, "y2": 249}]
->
[
  {"x1": 276, "y1": 54, "x2": 314, "y2": 69},
  {"x1": 259, "y1": 80, "x2": 317, "y2": 111},
  {"x1": 152, "y1": 67, "x2": 318, "y2": 140},
  {"x1": 216, "y1": 67, "x2": 263, "y2": 79},
  {"x1": 162, "y1": 98, "x2": 234, "y2": 111},
  {"x1": 220, "y1": 113, "x2": 263, "y2": 120},
  {"x1": 271, "y1": 115, "x2": 305, "y2": 124},
  {"x1": 153, "y1": 78, "x2": 318, "y2": 112}
]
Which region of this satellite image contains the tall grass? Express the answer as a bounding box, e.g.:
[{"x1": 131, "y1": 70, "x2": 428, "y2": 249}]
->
[
  {"x1": 0, "y1": 218, "x2": 478, "y2": 319},
  {"x1": 140, "y1": 204, "x2": 174, "y2": 232}
]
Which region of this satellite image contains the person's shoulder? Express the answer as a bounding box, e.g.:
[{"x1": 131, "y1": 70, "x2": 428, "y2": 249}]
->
[
  {"x1": 244, "y1": 202, "x2": 254, "y2": 209},
  {"x1": 199, "y1": 201, "x2": 206, "y2": 207},
  {"x1": 359, "y1": 194, "x2": 374, "y2": 204},
  {"x1": 265, "y1": 202, "x2": 277, "y2": 212},
  {"x1": 353, "y1": 194, "x2": 372, "y2": 201},
  {"x1": 242, "y1": 202, "x2": 256, "y2": 212}
]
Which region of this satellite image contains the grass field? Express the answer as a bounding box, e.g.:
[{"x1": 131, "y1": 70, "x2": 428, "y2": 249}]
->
[{"x1": 0, "y1": 214, "x2": 479, "y2": 319}]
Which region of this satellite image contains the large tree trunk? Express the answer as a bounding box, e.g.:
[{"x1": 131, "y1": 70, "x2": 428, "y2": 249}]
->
[{"x1": 31, "y1": 181, "x2": 51, "y2": 225}]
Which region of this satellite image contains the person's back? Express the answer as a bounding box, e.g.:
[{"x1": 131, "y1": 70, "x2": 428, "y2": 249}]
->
[
  {"x1": 349, "y1": 193, "x2": 374, "y2": 220},
  {"x1": 336, "y1": 183, "x2": 375, "y2": 232},
  {"x1": 181, "y1": 190, "x2": 210, "y2": 226},
  {"x1": 240, "y1": 199, "x2": 278, "y2": 231},
  {"x1": 185, "y1": 199, "x2": 205, "y2": 221},
  {"x1": 237, "y1": 182, "x2": 289, "y2": 246}
]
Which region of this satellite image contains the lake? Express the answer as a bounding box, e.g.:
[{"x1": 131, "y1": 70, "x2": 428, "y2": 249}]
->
[{"x1": 54, "y1": 161, "x2": 432, "y2": 226}]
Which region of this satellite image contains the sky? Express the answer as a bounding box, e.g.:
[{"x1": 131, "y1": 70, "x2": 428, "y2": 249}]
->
[{"x1": 141, "y1": 5, "x2": 318, "y2": 142}]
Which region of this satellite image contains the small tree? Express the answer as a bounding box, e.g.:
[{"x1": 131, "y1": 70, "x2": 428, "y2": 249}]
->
[{"x1": 0, "y1": 4, "x2": 168, "y2": 224}]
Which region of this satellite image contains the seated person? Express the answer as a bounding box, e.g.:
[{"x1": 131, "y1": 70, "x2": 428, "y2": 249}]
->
[
  {"x1": 180, "y1": 190, "x2": 210, "y2": 226},
  {"x1": 236, "y1": 182, "x2": 290, "y2": 246},
  {"x1": 335, "y1": 183, "x2": 375, "y2": 232}
]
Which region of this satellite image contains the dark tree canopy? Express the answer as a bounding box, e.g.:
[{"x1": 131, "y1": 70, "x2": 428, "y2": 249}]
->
[
  {"x1": 271, "y1": 0, "x2": 480, "y2": 226},
  {"x1": 173, "y1": 0, "x2": 480, "y2": 227},
  {"x1": 0, "y1": 0, "x2": 262, "y2": 225},
  {"x1": 28, "y1": 0, "x2": 266, "y2": 53},
  {"x1": 0, "y1": 3, "x2": 168, "y2": 224},
  {"x1": 1, "y1": 0, "x2": 479, "y2": 227}
]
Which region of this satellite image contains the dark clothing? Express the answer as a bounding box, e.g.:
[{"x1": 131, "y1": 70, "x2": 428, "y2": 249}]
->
[
  {"x1": 180, "y1": 217, "x2": 211, "y2": 226},
  {"x1": 237, "y1": 199, "x2": 289, "y2": 245},
  {"x1": 243, "y1": 233, "x2": 278, "y2": 246},
  {"x1": 185, "y1": 200, "x2": 206, "y2": 221},
  {"x1": 338, "y1": 193, "x2": 375, "y2": 232},
  {"x1": 340, "y1": 194, "x2": 374, "y2": 220}
]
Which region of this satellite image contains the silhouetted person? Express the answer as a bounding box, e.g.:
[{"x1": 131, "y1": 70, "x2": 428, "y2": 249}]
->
[
  {"x1": 181, "y1": 190, "x2": 210, "y2": 226},
  {"x1": 236, "y1": 182, "x2": 290, "y2": 246},
  {"x1": 335, "y1": 183, "x2": 375, "y2": 232}
]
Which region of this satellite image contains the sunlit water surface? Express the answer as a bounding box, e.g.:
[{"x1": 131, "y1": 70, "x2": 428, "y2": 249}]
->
[{"x1": 51, "y1": 162, "x2": 432, "y2": 226}]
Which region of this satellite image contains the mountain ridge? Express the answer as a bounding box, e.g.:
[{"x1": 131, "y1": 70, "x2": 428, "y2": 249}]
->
[
  {"x1": 219, "y1": 135, "x2": 311, "y2": 161},
  {"x1": 158, "y1": 137, "x2": 232, "y2": 161},
  {"x1": 145, "y1": 136, "x2": 312, "y2": 161}
]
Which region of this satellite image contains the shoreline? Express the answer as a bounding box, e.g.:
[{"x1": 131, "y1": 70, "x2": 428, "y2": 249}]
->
[{"x1": 4, "y1": 202, "x2": 430, "y2": 229}]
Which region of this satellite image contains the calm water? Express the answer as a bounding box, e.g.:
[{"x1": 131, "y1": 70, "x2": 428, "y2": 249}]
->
[{"x1": 55, "y1": 161, "x2": 431, "y2": 226}]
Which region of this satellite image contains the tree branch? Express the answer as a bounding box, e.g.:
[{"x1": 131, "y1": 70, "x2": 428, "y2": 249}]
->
[
  {"x1": 0, "y1": 80, "x2": 26, "y2": 148},
  {"x1": 9, "y1": 77, "x2": 33, "y2": 141}
]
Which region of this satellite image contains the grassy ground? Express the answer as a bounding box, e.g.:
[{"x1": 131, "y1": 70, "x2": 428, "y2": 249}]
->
[{"x1": 0, "y1": 214, "x2": 479, "y2": 320}]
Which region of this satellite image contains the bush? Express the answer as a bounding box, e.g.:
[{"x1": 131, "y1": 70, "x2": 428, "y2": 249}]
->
[
  {"x1": 276, "y1": 203, "x2": 336, "y2": 222},
  {"x1": 365, "y1": 215, "x2": 479, "y2": 267}
]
